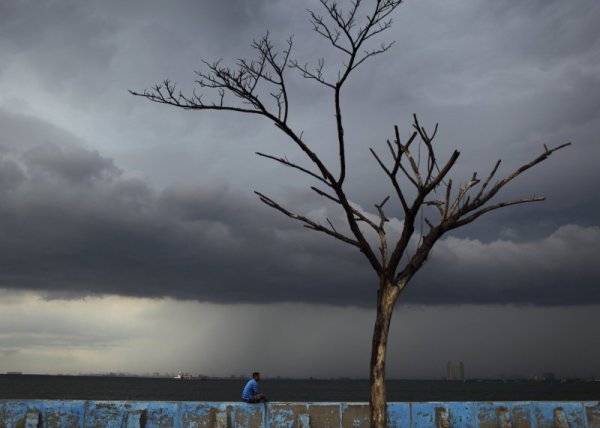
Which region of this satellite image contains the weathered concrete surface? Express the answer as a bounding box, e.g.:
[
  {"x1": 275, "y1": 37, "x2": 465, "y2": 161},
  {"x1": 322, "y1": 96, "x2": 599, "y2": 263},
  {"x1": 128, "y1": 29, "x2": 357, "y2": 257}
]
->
[{"x1": 0, "y1": 400, "x2": 599, "y2": 427}]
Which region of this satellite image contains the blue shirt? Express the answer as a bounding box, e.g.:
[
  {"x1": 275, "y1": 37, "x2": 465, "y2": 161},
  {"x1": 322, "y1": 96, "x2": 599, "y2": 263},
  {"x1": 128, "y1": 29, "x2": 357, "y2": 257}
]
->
[{"x1": 241, "y1": 378, "x2": 259, "y2": 400}]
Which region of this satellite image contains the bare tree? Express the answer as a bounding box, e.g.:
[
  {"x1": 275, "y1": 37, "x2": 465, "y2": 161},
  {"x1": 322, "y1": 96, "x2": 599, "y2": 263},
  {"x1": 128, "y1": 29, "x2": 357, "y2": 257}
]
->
[{"x1": 130, "y1": 1, "x2": 570, "y2": 426}]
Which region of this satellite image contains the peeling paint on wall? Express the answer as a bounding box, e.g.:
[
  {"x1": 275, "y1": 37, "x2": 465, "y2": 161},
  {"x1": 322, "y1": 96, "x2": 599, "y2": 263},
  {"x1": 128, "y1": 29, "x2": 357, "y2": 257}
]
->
[{"x1": 0, "y1": 400, "x2": 599, "y2": 427}]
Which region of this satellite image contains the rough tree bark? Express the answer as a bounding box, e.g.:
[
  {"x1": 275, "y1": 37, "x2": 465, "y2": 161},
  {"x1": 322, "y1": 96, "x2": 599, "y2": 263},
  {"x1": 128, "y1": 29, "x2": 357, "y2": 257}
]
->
[
  {"x1": 370, "y1": 279, "x2": 399, "y2": 427},
  {"x1": 130, "y1": 1, "x2": 570, "y2": 426}
]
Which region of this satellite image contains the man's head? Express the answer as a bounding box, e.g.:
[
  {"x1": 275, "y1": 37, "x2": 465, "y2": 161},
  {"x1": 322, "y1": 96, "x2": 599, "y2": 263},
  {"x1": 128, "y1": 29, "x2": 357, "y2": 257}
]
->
[{"x1": 252, "y1": 372, "x2": 261, "y2": 381}]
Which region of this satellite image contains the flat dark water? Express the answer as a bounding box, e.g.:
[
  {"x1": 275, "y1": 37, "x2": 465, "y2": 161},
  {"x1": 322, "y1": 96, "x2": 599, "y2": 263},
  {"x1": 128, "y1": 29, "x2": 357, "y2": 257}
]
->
[{"x1": 1, "y1": 376, "x2": 599, "y2": 402}]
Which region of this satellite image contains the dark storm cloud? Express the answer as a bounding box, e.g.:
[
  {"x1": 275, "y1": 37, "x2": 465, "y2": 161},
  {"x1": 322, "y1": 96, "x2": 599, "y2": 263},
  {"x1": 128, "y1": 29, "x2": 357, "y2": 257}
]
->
[
  {"x1": 479, "y1": 0, "x2": 600, "y2": 65},
  {"x1": 403, "y1": 225, "x2": 600, "y2": 305},
  {"x1": 0, "y1": 110, "x2": 370, "y2": 305},
  {"x1": 0, "y1": 0, "x2": 275, "y2": 77},
  {"x1": 0, "y1": 0, "x2": 281, "y2": 122},
  {"x1": 0, "y1": 110, "x2": 598, "y2": 307},
  {"x1": 0, "y1": 1, "x2": 117, "y2": 99}
]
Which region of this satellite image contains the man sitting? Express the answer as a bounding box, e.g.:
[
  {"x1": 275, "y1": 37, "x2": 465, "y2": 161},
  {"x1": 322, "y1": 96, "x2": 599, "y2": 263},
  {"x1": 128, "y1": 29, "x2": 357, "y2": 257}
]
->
[{"x1": 241, "y1": 372, "x2": 267, "y2": 403}]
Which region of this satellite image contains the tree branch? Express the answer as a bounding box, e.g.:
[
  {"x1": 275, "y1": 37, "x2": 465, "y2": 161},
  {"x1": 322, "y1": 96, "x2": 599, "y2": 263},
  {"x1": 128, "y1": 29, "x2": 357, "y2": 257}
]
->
[
  {"x1": 475, "y1": 142, "x2": 572, "y2": 207},
  {"x1": 451, "y1": 196, "x2": 545, "y2": 229},
  {"x1": 254, "y1": 191, "x2": 360, "y2": 247},
  {"x1": 440, "y1": 142, "x2": 571, "y2": 230},
  {"x1": 256, "y1": 152, "x2": 330, "y2": 185}
]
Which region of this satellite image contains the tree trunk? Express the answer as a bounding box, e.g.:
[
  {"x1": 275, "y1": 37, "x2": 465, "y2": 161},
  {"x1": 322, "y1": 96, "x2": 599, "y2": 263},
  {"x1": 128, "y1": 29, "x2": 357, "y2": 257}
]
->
[{"x1": 369, "y1": 280, "x2": 399, "y2": 428}]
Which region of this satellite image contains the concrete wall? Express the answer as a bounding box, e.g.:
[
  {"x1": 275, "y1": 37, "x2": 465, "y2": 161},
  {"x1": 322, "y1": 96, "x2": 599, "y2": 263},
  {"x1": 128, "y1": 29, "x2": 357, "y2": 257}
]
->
[{"x1": 1, "y1": 400, "x2": 599, "y2": 427}]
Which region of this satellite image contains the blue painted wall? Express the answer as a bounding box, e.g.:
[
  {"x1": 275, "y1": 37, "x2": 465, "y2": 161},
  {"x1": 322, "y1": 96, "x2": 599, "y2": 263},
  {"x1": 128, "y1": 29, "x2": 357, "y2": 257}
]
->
[{"x1": 1, "y1": 400, "x2": 599, "y2": 427}]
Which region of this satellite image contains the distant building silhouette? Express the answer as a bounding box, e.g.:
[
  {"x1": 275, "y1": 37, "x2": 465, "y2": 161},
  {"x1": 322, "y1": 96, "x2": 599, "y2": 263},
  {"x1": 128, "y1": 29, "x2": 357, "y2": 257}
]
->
[
  {"x1": 446, "y1": 361, "x2": 465, "y2": 381},
  {"x1": 528, "y1": 372, "x2": 556, "y2": 382}
]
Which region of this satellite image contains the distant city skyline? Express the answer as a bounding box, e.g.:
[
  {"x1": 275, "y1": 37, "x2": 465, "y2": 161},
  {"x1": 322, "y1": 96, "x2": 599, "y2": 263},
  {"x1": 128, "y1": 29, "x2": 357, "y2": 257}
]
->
[{"x1": 4, "y1": 369, "x2": 598, "y2": 382}]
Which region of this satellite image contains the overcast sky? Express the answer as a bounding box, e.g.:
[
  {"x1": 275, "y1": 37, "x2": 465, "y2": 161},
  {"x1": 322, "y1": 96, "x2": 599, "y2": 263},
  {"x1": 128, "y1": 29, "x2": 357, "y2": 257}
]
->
[{"x1": 0, "y1": 0, "x2": 599, "y2": 380}]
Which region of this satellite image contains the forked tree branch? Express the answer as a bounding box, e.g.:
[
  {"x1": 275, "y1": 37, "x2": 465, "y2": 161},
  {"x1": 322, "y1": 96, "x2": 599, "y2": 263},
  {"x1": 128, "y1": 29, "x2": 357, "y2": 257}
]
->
[
  {"x1": 451, "y1": 196, "x2": 545, "y2": 229},
  {"x1": 130, "y1": 33, "x2": 292, "y2": 123},
  {"x1": 295, "y1": 0, "x2": 403, "y2": 186},
  {"x1": 469, "y1": 142, "x2": 572, "y2": 209},
  {"x1": 387, "y1": 139, "x2": 571, "y2": 286}
]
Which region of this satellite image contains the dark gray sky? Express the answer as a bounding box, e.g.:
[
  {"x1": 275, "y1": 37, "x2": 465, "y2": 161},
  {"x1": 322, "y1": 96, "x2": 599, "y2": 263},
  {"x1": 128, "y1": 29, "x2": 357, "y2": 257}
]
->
[{"x1": 0, "y1": 0, "x2": 599, "y2": 379}]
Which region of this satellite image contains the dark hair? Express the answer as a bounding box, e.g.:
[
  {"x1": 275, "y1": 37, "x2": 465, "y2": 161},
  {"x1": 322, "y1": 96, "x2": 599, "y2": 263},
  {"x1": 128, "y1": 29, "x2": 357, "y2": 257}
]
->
[{"x1": 252, "y1": 372, "x2": 260, "y2": 377}]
